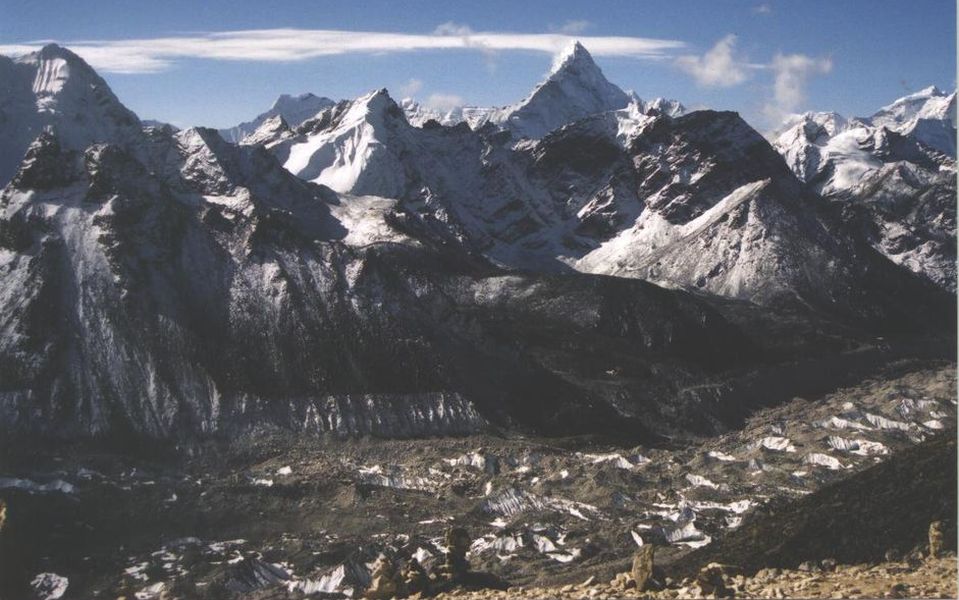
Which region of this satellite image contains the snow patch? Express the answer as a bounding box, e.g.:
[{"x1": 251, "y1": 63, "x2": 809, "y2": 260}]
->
[
  {"x1": 685, "y1": 473, "x2": 719, "y2": 489},
  {"x1": 827, "y1": 436, "x2": 889, "y2": 456},
  {"x1": 0, "y1": 477, "x2": 75, "y2": 494},
  {"x1": 706, "y1": 450, "x2": 737, "y2": 462},
  {"x1": 803, "y1": 453, "x2": 846, "y2": 470},
  {"x1": 754, "y1": 436, "x2": 797, "y2": 453},
  {"x1": 31, "y1": 573, "x2": 69, "y2": 600},
  {"x1": 581, "y1": 452, "x2": 649, "y2": 469}
]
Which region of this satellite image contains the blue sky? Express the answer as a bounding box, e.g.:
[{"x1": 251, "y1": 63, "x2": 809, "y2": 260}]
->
[{"x1": 1, "y1": 0, "x2": 955, "y2": 130}]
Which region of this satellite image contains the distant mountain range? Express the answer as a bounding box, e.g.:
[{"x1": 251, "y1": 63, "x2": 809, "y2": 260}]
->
[{"x1": 0, "y1": 42, "x2": 954, "y2": 440}]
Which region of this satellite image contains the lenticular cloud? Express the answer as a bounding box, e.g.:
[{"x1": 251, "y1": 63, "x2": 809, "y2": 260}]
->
[{"x1": 0, "y1": 28, "x2": 685, "y2": 74}]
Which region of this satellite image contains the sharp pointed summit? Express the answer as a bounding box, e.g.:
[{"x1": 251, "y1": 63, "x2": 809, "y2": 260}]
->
[
  {"x1": 549, "y1": 40, "x2": 594, "y2": 73},
  {"x1": 498, "y1": 41, "x2": 630, "y2": 139}
]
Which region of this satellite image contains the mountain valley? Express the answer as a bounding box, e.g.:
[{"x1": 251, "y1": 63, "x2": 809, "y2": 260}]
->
[{"x1": 0, "y1": 40, "x2": 955, "y2": 600}]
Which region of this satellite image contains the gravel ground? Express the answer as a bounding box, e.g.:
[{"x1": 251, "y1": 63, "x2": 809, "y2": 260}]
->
[{"x1": 430, "y1": 555, "x2": 959, "y2": 599}]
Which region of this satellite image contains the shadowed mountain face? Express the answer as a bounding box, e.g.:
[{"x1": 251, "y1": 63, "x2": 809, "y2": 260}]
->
[{"x1": 0, "y1": 44, "x2": 955, "y2": 443}]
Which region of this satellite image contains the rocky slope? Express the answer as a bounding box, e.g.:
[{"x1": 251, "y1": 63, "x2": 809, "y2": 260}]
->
[
  {"x1": 0, "y1": 122, "x2": 752, "y2": 439},
  {"x1": 428, "y1": 555, "x2": 958, "y2": 600},
  {"x1": 678, "y1": 431, "x2": 957, "y2": 575}
]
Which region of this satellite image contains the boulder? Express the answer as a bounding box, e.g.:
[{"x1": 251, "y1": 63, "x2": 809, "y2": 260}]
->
[
  {"x1": 365, "y1": 554, "x2": 398, "y2": 600},
  {"x1": 400, "y1": 558, "x2": 429, "y2": 595},
  {"x1": 696, "y1": 563, "x2": 739, "y2": 598}
]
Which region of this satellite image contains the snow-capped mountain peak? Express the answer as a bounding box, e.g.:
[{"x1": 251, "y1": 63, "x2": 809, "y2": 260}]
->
[
  {"x1": 872, "y1": 85, "x2": 949, "y2": 119},
  {"x1": 771, "y1": 87, "x2": 957, "y2": 291},
  {"x1": 548, "y1": 40, "x2": 596, "y2": 74},
  {"x1": 219, "y1": 91, "x2": 335, "y2": 143},
  {"x1": 0, "y1": 43, "x2": 142, "y2": 186},
  {"x1": 866, "y1": 86, "x2": 957, "y2": 154},
  {"x1": 771, "y1": 111, "x2": 853, "y2": 181},
  {"x1": 17, "y1": 44, "x2": 140, "y2": 129},
  {"x1": 357, "y1": 88, "x2": 402, "y2": 116},
  {"x1": 26, "y1": 43, "x2": 97, "y2": 96},
  {"x1": 241, "y1": 114, "x2": 292, "y2": 146},
  {"x1": 269, "y1": 92, "x2": 329, "y2": 113},
  {"x1": 273, "y1": 88, "x2": 408, "y2": 195},
  {"x1": 773, "y1": 84, "x2": 958, "y2": 188},
  {"x1": 502, "y1": 42, "x2": 630, "y2": 139},
  {"x1": 643, "y1": 97, "x2": 687, "y2": 118}
]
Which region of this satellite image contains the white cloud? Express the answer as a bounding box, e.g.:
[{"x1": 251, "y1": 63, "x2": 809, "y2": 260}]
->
[
  {"x1": 554, "y1": 20, "x2": 592, "y2": 35},
  {"x1": 425, "y1": 93, "x2": 465, "y2": 112},
  {"x1": 675, "y1": 34, "x2": 750, "y2": 88},
  {"x1": 753, "y1": 3, "x2": 773, "y2": 15},
  {"x1": 763, "y1": 52, "x2": 833, "y2": 123},
  {"x1": 399, "y1": 78, "x2": 423, "y2": 97},
  {"x1": 0, "y1": 27, "x2": 687, "y2": 74},
  {"x1": 433, "y1": 22, "x2": 475, "y2": 37}
]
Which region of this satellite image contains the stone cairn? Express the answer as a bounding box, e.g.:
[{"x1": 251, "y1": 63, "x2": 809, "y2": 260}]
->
[
  {"x1": 928, "y1": 520, "x2": 944, "y2": 559},
  {"x1": 631, "y1": 544, "x2": 655, "y2": 591},
  {"x1": 365, "y1": 526, "x2": 472, "y2": 599},
  {"x1": 434, "y1": 526, "x2": 471, "y2": 584}
]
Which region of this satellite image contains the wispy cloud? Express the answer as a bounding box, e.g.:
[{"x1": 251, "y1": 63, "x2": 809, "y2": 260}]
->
[
  {"x1": 424, "y1": 93, "x2": 466, "y2": 112},
  {"x1": 0, "y1": 27, "x2": 685, "y2": 74},
  {"x1": 763, "y1": 52, "x2": 833, "y2": 123},
  {"x1": 675, "y1": 34, "x2": 751, "y2": 88},
  {"x1": 552, "y1": 20, "x2": 592, "y2": 35},
  {"x1": 753, "y1": 3, "x2": 773, "y2": 15},
  {"x1": 432, "y1": 22, "x2": 501, "y2": 73},
  {"x1": 398, "y1": 78, "x2": 423, "y2": 97}
]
